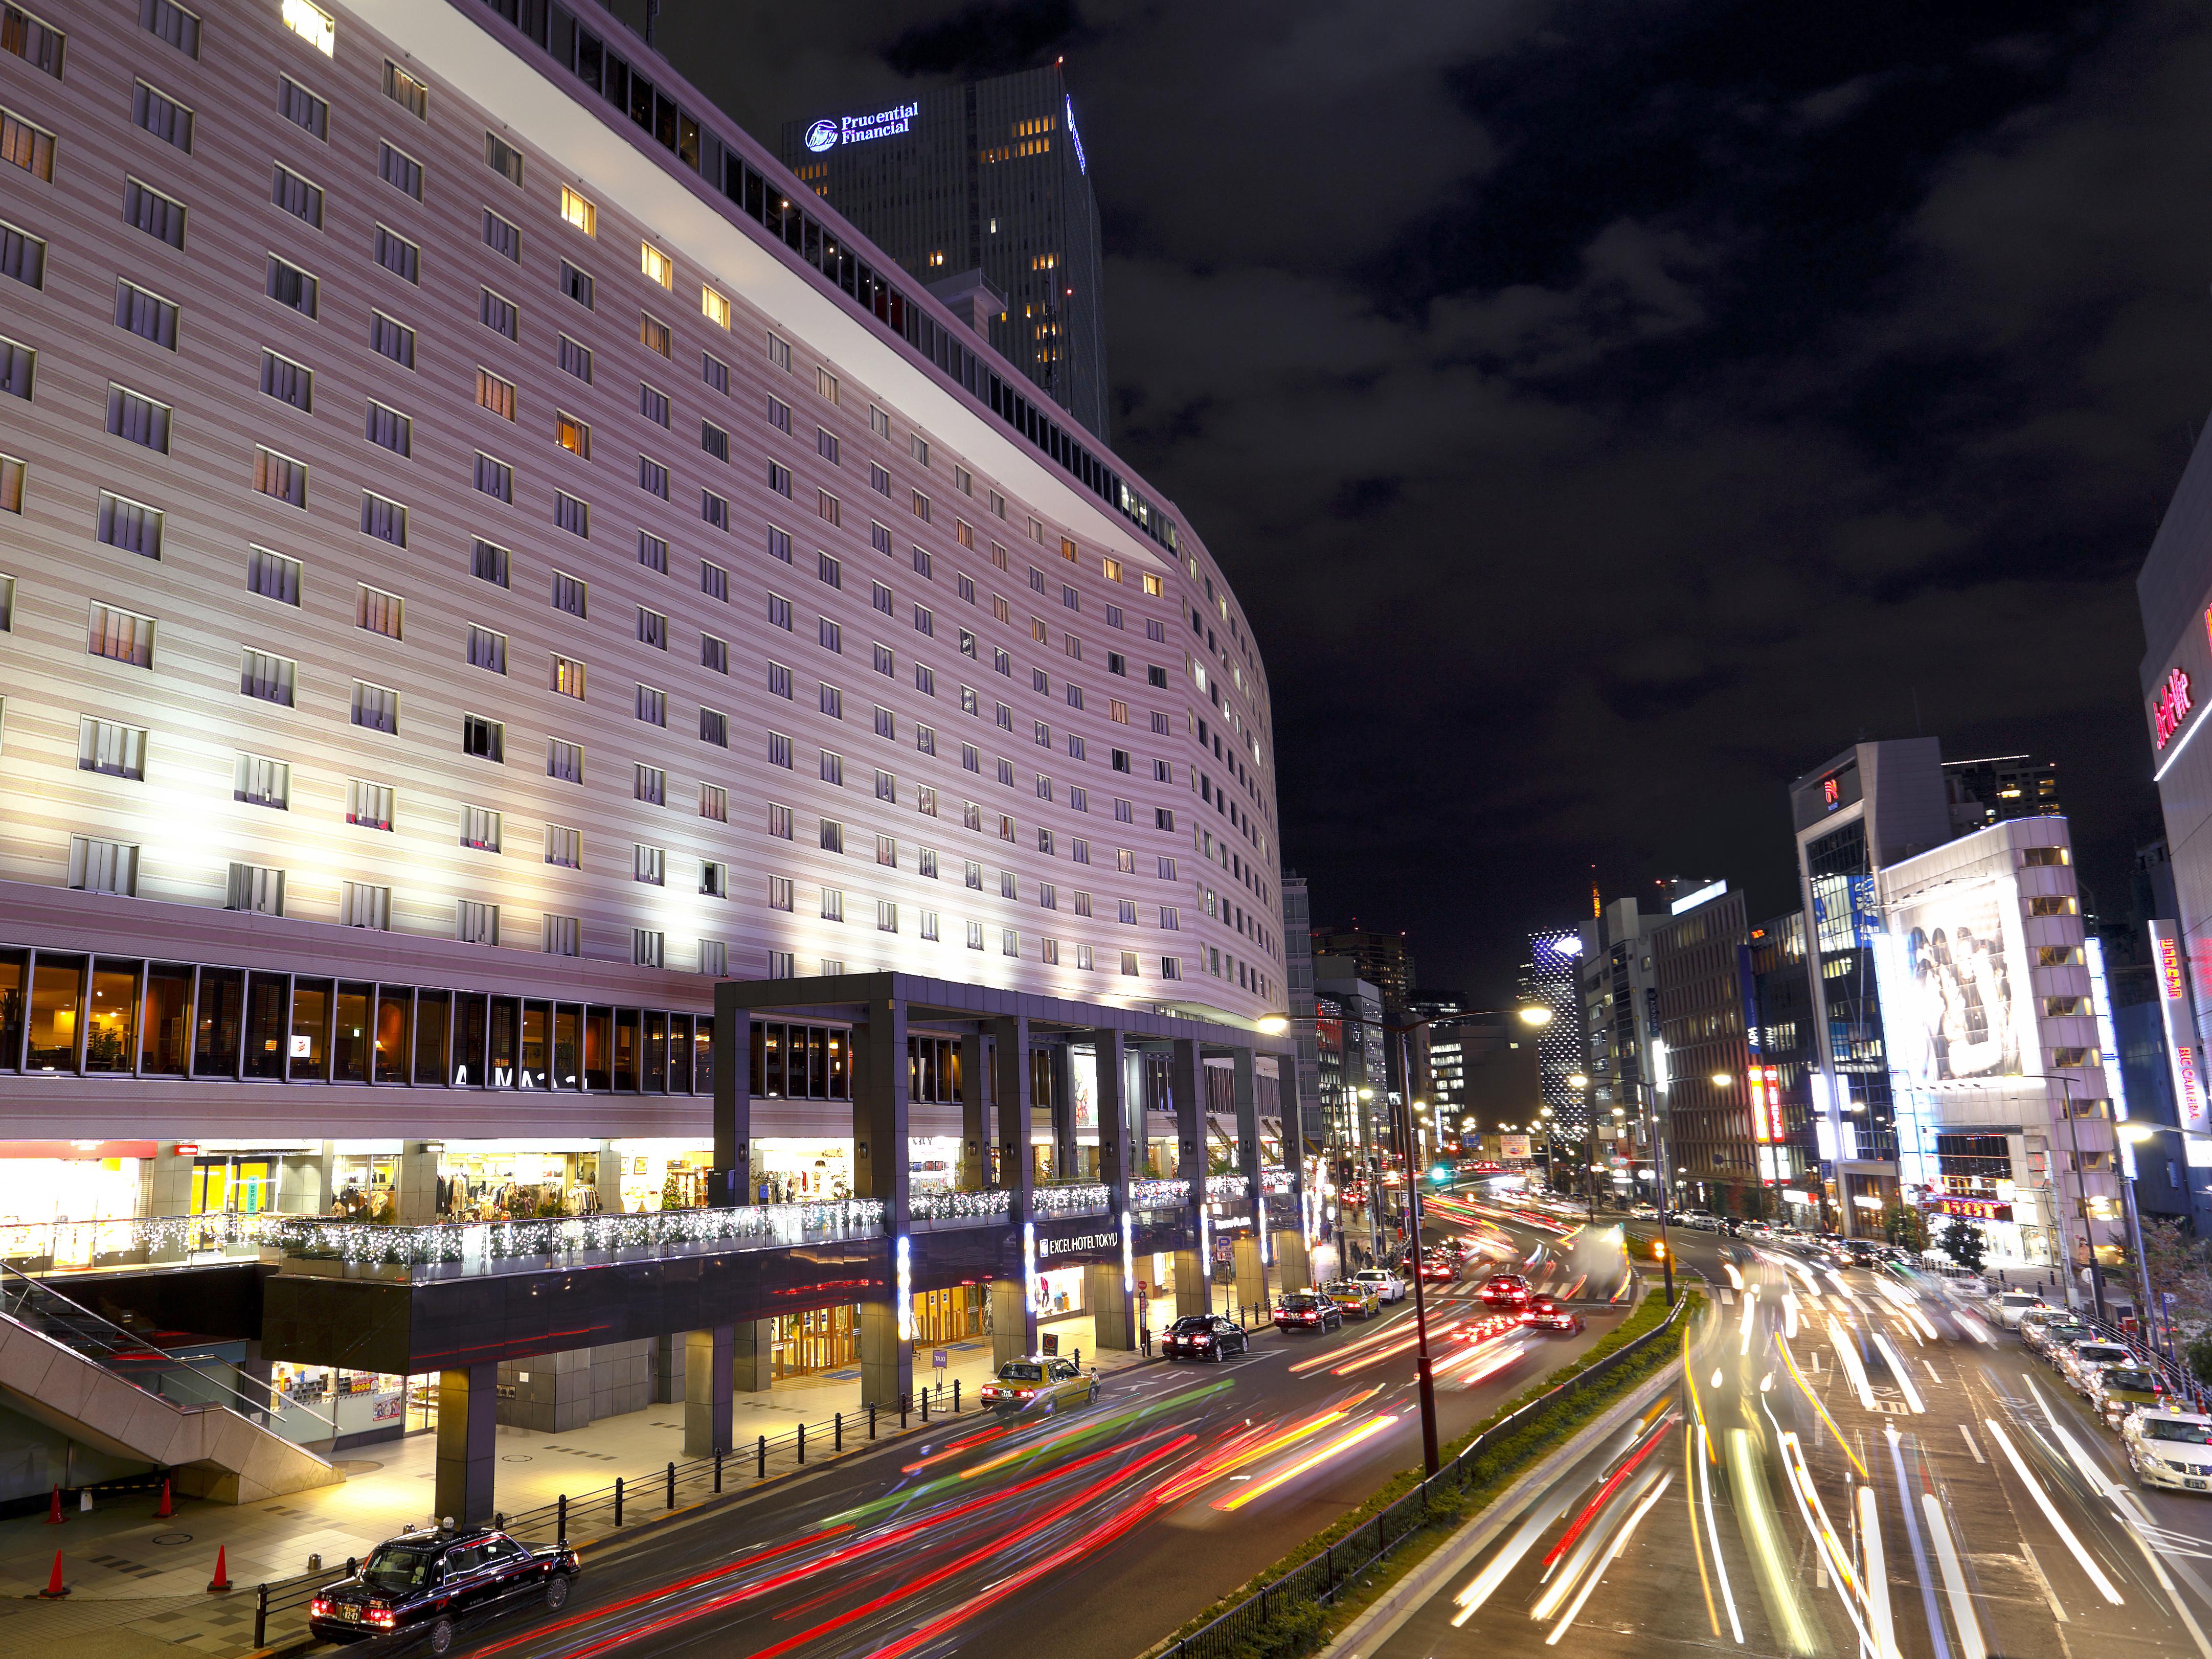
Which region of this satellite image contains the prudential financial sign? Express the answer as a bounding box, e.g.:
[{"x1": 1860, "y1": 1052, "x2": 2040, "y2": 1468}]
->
[{"x1": 805, "y1": 103, "x2": 920, "y2": 153}]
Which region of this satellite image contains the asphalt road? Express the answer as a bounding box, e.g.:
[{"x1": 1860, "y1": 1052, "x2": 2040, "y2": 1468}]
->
[
  {"x1": 1369, "y1": 1228, "x2": 2212, "y2": 1659},
  {"x1": 428, "y1": 1194, "x2": 1635, "y2": 1659}
]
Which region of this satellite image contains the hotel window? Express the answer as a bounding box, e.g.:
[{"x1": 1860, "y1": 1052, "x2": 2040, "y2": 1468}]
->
[
  {"x1": 769, "y1": 731, "x2": 792, "y2": 767},
  {"x1": 637, "y1": 683, "x2": 667, "y2": 723},
  {"x1": 558, "y1": 262, "x2": 594, "y2": 314},
  {"x1": 0, "y1": 331, "x2": 28, "y2": 398},
  {"x1": 702, "y1": 558, "x2": 730, "y2": 600},
  {"x1": 703, "y1": 420, "x2": 730, "y2": 461},
  {"x1": 871, "y1": 463, "x2": 891, "y2": 497},
  {"x1": 818, "y1": 427, "x2": 841, "y2": 465},
  {"x1": 97, "y1": 492, "x2": 165, "y2": 559},
  {"x1": 820, "y1": 618, "x2": 843, "y2": 652},
  {"x1": 455, "y1": 901, "x2": 498, "y2": 945},
  {"x1": 1158, "y1": 856, "x2": 1177, "y2": 879},
  {"x1": 1, "y1": 219, "x2": 45, "y2": 287},
  {"x1": 634, "y1": 844, "x2": 665, "y2": 885},
  {"x1": 543, "y1": 914, "x2": 579, "y2": 956},
  {"x1": 703, "y1": 490, "x2": 730, "y2": 529},
  {"x1": 701, "y1": 708, "x2": 729, "y2": 747},
  {"x1": 702, "y1": 634, "x2": 729, "y2": 673},
  {"x1": 476, "y1": 368, "x2": 516, "y2": 421},
  {"x1": 373, "y1": 223, "x2": 418, "y2": 282},
  {"x1": 766, "y1": 331, "x2": 791, "y2": 371},
  {"x1": 1120, "y1": 951, "x2": 1140, "y2": 977},
  {"x1": 356, "y1": 584, "x2": 402, "y2": 639},
  {"x1": 768, "y1": 876, "x2": 794, "y2": 911},
  {"x1": 247, "y1": 546, "x2": 301, "y2": 604},
  {"x1": 351, "y1": 680, "x2": 398, "y2": 734},
  {"x1": 641, "y1": 312, "x2": 672, "y2": 357},
  {"x1": 484, "y1": 131, "x2": 523, "y2": 186},
  {"x1": 547, "y1": 737, "x2": 583, "y2": 781},
  {"x1": 768, "y1": 592, "x2": 792, "y2": 629},
  {"x1": 552, "y1": 570, "x2": 588, "y2": 617},
  {"x1": 554, "y1": 491, "x2": 589, "y2": 537},
  {"x1": 365, "y1": 400, "x2": 412, "y2": 456},
  {"x1": 465, "y1": 626, "x2": 506, "y2": 674},
  {"x1": 378, "y1": 142, "x2": 423, "y2": 201},
  {"x1": 818, "y1": 552, "x2": 843, "y2": 589},
  {"x1": 821, "y1": 684, "x2": 844, "y2": 718},
  {"x1": 372, "y1": 311, "x2": 415, "y2": 367},
  {"x1": 227, "y1": 863, "x2": 285, "y2": 916},
  {"x1": 77, "y1": 718, "x2": 146, "y2": 779},
  {"x1": 347, "y1": 779, "x2": 393, "y2": 830},
  {"x1": 821, "y1": 751, "x2": 844, "y2": 785},
  {"x1": 768, "y1": 803, "x2": 793, "y2": 838},
  {"x1": 382, "y1": 59, "x2": 427, "y2": 119},
  {"x1": 555, "y1": 411, "x2": 591, "y2": 459},
  {"x1": 636, "y1": 763, "x2": 666, "y2": 804},
  {"x1": 251, "y1": 351, "x2": 313, "y2": 414},
  {"x1": 482, "y1": 210, "x2": 521, "y2": 263},
  {"x1": 560, "y1": 185, "x2": 596, "y2": 235},
  {"x1": 878, "y1": 900, "x2": 898, "y2": 933},
  {"x1": 88, "y1": 603, "x2": 154, "y2": 668},
  {"x1": 875, "y1": 768, "x2": 895, "y2": 801},
  {"x1": 240, "y1": 648, "x2": 295, "y2": 705},
  {"x1": 460, "y1": 805, "x2": 501, "y2": 851},
  {"x1": 480, "y1": 287, "x2": 518, "y2": 340},
  {"x1": 544, "y1": 827, "x2": 580, "y2": 870},
  {"x1": 767, "y1": 660, "x2": 791, "y2": 697},
  {"x1": 461, "y1": 713, "x2": 504, "y2": 762},
  {"x1": 124, "y1": 178, "x2": 187, "y2": 248},
  {"x1": 640, "y1": 241, "x2": 673, "y2": 288},
  {"x1": 817, "y1": 367, "x2": 839, "y2": 404},
  {"x1": 360, "y1": 491, "x2": 407, "y2": 546},
  {"x1": 342, "y1": 883, "x2": 391, "y2": 930},
  {"x1": 704, "y1": 352, "x2": 730, "y2": 394},
  {"x1": 767, "y1": 394, "x2": 792, "y2": 433},
  {"x1": 822, "y1": 889, "x2": 845, "y2": 922},
  {"x1": 1160, "y1": 958, "x2": 1182, "y2": 981},
  {"x1": 639, "y1": 454, "x2": 670, "y2": 498},
  {"x1": 279, "y1": 76, "x2": 327, "y2": 139},
  {"x1": 967, "y1": 921, "x2": 985, "y2": 950},
  {"x1": 873, "y1": 650, "x2": 895, "y2": 684},
  {"x1": 107, "y1": 384, "x2": 171, "y2": 452},
  {"x1": 701, "y1": 782, "x2": 728, "y2": 821},
  {"x1": 702, "y1": 285, "x2": 730, "y2": 328},
  {"x1": 872, "y1": 522, "x2": 893, "y2": 556},
  {"x1": 819, "y1": 490, "x2": 842, "y2": 526},
  {"x1": 1002, "y1": 930, "x2": 1019, "y2": 958},
  {"x1": 129, "y1": 80, "x2": 191, "y2": 150}
]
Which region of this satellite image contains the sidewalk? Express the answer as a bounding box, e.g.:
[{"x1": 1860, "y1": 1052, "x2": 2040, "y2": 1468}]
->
[{"x1": 0, "y1": 1309, "x2": 1154, "y2": 1658}]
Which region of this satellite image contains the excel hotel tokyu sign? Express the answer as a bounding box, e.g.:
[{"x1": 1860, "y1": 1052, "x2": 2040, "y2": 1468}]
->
[
  {"x1": 2147, "y1": 602, "x2": 2212, "y2": 784},
  {"x1": 805, "y1": 103, "x2": 921, "y2": 153}
]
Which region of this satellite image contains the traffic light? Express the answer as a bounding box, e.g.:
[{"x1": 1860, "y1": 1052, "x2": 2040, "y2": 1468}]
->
[{"x1": 1430, "y1": 1164, "x2": 1451, "y2": 1185}]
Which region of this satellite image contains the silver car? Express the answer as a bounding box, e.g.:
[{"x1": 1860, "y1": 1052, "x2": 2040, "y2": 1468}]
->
[
  {"x1": 1983, "y1": 1290, "x2": 2043, "y2": 1330},
  {"x1": 2060, "y1": 1339, "x2": 2133, "y2": 1398},
  {"x1": 1353, "y1": 1267, "x2": 1406, "y2": 1304},
  {"x1": 2125, "y1": 1409, "x2": 2212, "y2": 1493}
]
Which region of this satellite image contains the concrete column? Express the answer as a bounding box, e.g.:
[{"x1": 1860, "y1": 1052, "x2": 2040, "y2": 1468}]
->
[
  {"x1": 991, "y1": 1276, "x2": 1035, "y2": 1368},
  {"x1": 396, "y1": 1143, "x2": 439, "y2": 1223},
  {"x1": 1171, "y1": 1037, "x2": 1207, "y2": 1307},
  {"x1": 1231, "y1": 1048, "x2": 1265, "y2": 1283},
  {"x1": 1087, "y1": 1262, "x2": 1134, "y2": 1351},
  {"x1": 853, "y1": 995, "x2": 911, "y2": 1410},
  {"x1": 139, "y1": 1146, "x2": 193, "y2": 1264},
  {"x1": 710, "y1": 989, "x2": 753, "y2": 1208},
  {"x1": 651, "y1": 1334, "x2": 679, "y2": 1404},
  {"x1": 278, "y1": 1143, "x2": 335, "y2": 1216},
  {"x1": 1275, "y1": 1231, "x2": 1312, "y2": 1291},
  {"x1": 1050, "y1": 1042, "x2": 1077, "y2": 1180},
  {"x1": 594, "y1": 1141, "x2": 623, "y2": 1214},
  {"x1": 732, "y1": 1319, "x2": 774, "y2": 1393},
  {"x1": 959, "y1": 1030, "x2": 989, "y2": 1189},
  {"x1": 684, "y1": 1326, "x2": 733, "y2": 1456},
  {"x1": 1233, "y1": 1235, "x2": 1266, "y2": 1312},
  {"x1": 434, "y1": 1361, "x2": 497, "y2": 1527}
]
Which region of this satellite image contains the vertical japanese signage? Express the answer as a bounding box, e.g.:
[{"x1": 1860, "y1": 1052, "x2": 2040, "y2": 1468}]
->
[{"x1": 2152, "y1": 920, "x2": 2209, "y2": 1135}]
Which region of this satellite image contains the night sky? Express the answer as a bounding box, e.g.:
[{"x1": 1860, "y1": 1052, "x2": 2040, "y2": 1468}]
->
[{"x1": 646, "y1": 0, "x2": 2206, "y2": 1001}]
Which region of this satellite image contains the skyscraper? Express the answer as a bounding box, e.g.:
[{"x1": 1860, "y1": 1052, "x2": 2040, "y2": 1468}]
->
[
  {"x1": 1521, "y1": 927, "x2": 1586, "y2": 1126},
  {"x1": 779, "y1": 65, "x2": 1109, "y2": 442},
  {"x1": 1310, "y1": 926, "x2": 1415, "y2": 1012}
]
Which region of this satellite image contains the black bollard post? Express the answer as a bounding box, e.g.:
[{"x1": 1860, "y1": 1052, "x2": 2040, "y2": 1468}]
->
[
  {"x1": 665, "y1": 1460, "x2": 675, "y2": 1510},
  {"x1": 869, "y1": 1402, "x2": 877, "y2": 1439},
  {"x1": 614, "y1": 1475, "x2": 623, "y2": 1527},
  {"x1": 713, "y1": 1452, "x2": 722, "y2": 1494},
  {"x1": 954, "y1": 1379, "x2": 961, "y2": 1413},
  {"x1": 835, "y1": 1410, "x2": 842, "y2": 1452},
  {"x1": 757, "y1": 1435, "x2": 766, "y2": 1480},
  {"x1": 556, "y1": 1495, "x2": 567, "y2": 1546},
  {"x1": 797, "y1": 1422, "x2": 805, "y2": 1465}
]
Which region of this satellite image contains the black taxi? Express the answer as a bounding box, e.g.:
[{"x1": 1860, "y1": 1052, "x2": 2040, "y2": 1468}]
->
[{"x1": 308, "y1": 1522, "x2": 579, "y2": 1653}]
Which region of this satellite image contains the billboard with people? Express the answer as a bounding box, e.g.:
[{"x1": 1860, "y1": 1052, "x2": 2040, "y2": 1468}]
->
[{"x1": 1886, "y1": 877, "x2": 2033, "y2": 1083}]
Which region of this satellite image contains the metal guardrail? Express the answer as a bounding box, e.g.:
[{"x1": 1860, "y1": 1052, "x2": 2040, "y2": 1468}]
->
[{"x1": 1158, "y1": 1290, "x2": 1691, "y2": 1659}]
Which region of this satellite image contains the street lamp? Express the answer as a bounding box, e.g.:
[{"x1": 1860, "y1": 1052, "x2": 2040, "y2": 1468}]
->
[{"x1": 1395, "y1": 1089, "x2": 1440, "y2": 1476}]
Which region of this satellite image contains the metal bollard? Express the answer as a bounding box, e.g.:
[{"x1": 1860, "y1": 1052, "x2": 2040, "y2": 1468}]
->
[
  {"x1": 665, "y1": 1460, "x2": 675, "y2": 1511},
  {"x1": 798, "y1": 1422, "x2": 806, "y2": 1465},
  {"x1": 922, "y1": 1385, "x2": 930, "y2": 1422},
  {"x1": 869, "y1": 1402, "x2": 877, "y2": 1439},
  {"x1": 954, "y1": 1379, "x2": 961, "y2": 1413},
  {"x1": 1074, "y1": 1348, "x2": 1081, "y2": 1369},
  {"x1": 253, "y1": 1585, "x2": 268, "y2": 1649},
  {"x1": 900, "y1": 1393, "x2": 909, "y2": 1429},
  {"x1": 614, "y1": 1475, "x2": 624, "y2": 1527},
  {"x1": 713, "y1": 1451, "x2": 723, "y2": 1494},
  {"x1": 757, "y1": 1434, "x2": 766, "y2": 1480},
  {"x1": 835, "y1": 1410, "x2": 842, "y2": 1452},
  {"x1": 556, "y1": 1495, "x2": 567, "y2": 1546}
]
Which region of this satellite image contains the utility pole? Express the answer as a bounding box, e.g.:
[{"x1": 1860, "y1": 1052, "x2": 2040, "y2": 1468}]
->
[{"x1": 1398, "y1": 1093, "x2": 1439, "y2": 1475}]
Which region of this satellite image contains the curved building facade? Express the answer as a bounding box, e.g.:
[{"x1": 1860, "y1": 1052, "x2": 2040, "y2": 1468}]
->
[{"x1": 0, "y1": 0, "x2": 1286, "y2": 1169}]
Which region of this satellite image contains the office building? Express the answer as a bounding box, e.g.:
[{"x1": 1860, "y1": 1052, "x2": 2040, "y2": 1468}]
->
[
  {"x1": 1944, "y1": 754, "x2": 2061, "y2": 833},
  {"x1": 0, "y1": 0, "x2": 1297, "y2": 1503},
  {"x1": 1282, "y1": 871, "x2": 1321, "y2": 1150},
  {"x1": 1649, "y1": 884, "x2": 1760, "y2": 1206},
  {"x1": 1520, "y1": 926, "x2": 1585, "y2": 1126},
  {"x1": 1310, "y1": 925, "x2": 1415, "y2": 1012},
  {"x1": 778, "y1": 65, "x2": 1108, "y2": 443}
]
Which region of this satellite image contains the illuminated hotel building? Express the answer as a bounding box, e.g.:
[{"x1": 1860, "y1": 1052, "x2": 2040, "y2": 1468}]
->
[
  {"x1": 1519, "y1": 926, "x2": 1584, "y2": 1126},
  {"x1": 778, "y1": 64, "x2": 1109, "y2": 444},
  {"x1": 0, "y1": 0, "x2": 1287, "y2": 1269}
]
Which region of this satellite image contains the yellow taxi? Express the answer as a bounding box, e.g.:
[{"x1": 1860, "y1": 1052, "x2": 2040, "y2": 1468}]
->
[
  {"x1": 1323, "y1": 1280, "x2": 1382, "y2": 1320},
  {"x1": 979, "y1": 1355, "x2": 1099, "y2": 1413}
]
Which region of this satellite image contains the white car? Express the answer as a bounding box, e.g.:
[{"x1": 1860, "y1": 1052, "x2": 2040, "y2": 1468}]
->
[
  {"x1": 2060, "y1": 1340, "x2": 2134, "y2": 1398},
  {"x1": 1353, "y1": 1267, "x2": 1407, "y2": 1304},
  {"x1": 2125, "y1": 1409, "x2": 2212, "y2": 1493},
  {"x1": 1984, "y1": 1290, "x2": 2043, "y2": 1330}
]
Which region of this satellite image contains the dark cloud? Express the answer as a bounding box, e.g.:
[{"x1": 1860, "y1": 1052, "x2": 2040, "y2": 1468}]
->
[{"x1": 659, "y1": 0, "x2": 2201, "y2": 997}]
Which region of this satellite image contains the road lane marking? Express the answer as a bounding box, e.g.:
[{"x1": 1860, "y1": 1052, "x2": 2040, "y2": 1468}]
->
[
  {"x1": 1922, "y1": 1494, "x2": 1988, "y2": 1659},
  {"x1": 1982, "y1": 1418, "x2": 2122, "y2": 1606},
  {"x1": 1958, "y1": 1425, "x2": 1984, "y2": 1464},
  {"x1": 1829, "y1": 1316, "x2": 1878, "y2": 1410},
  {"x1": 1871, "y1": 1332, "x2": 1925, "y2": 1413},
  {"x1": 1546, "y1": 1471, "x2": 1673, "y2": 1646},
  {"x1": 1861, "y1": 1482, "x2": 1902, "y2": 1659},
  {"x1": 1923, "y1": 1359, "x2": 1942, "y2": 1387},
  {"x1": 1700, "y1": 1424, "x2": 1747, "y2": 1644},
  {"x1": 2019, "y1": 1541, "x2": 2071, "y2": 1622}
]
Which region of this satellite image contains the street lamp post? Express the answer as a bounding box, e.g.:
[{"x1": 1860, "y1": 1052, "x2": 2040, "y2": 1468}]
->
[
  {"x1": 1567, "y1": 1073, "x2": 1595, "y2": 1222},
  {"x1": 1396, "y1": 1092, "x2": 1439, "y2": 1476}
]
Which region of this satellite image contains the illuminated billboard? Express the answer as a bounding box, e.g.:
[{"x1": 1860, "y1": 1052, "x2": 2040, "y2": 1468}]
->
[{"x1": 1885, "y1": 876, "x2": 2034, "y2": 1084}]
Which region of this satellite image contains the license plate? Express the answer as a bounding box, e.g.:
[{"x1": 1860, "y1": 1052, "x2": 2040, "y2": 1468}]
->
[
  {"x1": 342, "y1": 1606, "x2": 363, "y2": 1623},
  {"x1": 2188, "y1": 1479, "x2": 2207, "y2": 1491}
]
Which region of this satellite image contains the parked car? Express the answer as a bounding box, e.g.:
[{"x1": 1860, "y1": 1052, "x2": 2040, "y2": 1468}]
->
[
  {"x1": 2060, "y1": 1339, "x2": 2135, "y2": 1398},
  {"x1": 2124, "y1": 1408, "x2": 2212, "y2": 1492},
  {"x1": 981, "y1": 1355, "x2": 1099, "y2": 1413},
  {"x1": 309, "y1": 1525, "x2": 579, "y2": 1653},
  {"x1": 1354, "y1": 1268, "x2": 1407, "y2": 1304},
  {"x1": 1524, "y1": 1294, "x2": 1583, "y2": 1334},
  {"x1": 1984, "y1": 1290, "x2": 2044, "y2": 1330},
  {"x1": 1275, "y1": 1291, "x2": 1344, "y2": 1333},
  {"x1": 2090, "y1": 1363, "x2": 2166, "y2": 1426},
  {"x1": 1323, "y1": 1280, "x2": 1382, "y2": 1320},
  {"x1": 2025, "y1": 1316, "x2": 2093, "y2": 1360},
  {"x1": 1482, "y1": 1273, "x2": 1533, "y2": 1310},
  {"x1": 1419, "y1": 1254, "x2": 1460, "y2": 1283},
  {"x1": 1163, "y1": 1314, "x2": 1250, "y2": 1361}
]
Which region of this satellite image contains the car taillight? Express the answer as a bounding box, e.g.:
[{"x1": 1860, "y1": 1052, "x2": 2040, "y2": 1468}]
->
[
  {"x1": 1194, "y1": 1335, "x2": 1212, "y2": 1345},
  {"x1": 368, "y1": 1606, "x2": 396, "y2": 1628},
  {"x1": 1304, "y1": 1312, "x2": 1319, "y2": 1323},
  {"x1": 310, "y1": 1599, "x2": 332, "y2": 1618}
]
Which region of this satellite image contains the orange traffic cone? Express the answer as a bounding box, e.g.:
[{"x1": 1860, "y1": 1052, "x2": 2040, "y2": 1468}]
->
[
  {"x1": 206, "y1": 1545, "x2": 232, "y2": 1594},
  {"x1": 43, "y1": 1485, "x2": 63, "y2": 1525},
  {"x1": 154, "y1": 1476, "x2": 173, "y2": 1519},
  {"x1": 37, "y1": 1550, "x2": 67, "y2": 1599}
]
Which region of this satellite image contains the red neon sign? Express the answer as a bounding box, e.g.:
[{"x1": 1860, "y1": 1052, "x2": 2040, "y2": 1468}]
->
[
  {"x1": 2160, "y1": 934, "x2": 2190, "y2": 1001},
  {"x1": 2155, "y1": 667, "x2": 2195, "y2": 750},
  {"x1": 1931, "y1": 1196, "x2": 2012, "y2": 1222},
  {"x1": 1822, "y1": 777, "x2": 1839, "y2": 809}
]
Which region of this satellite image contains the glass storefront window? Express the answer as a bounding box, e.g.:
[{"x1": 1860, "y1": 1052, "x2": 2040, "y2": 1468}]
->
[
  {"x1": 452, "y1": 993, "x2": 487, "y2": 1086},
  {"x1": 142, "y1": 964, "x2": 191, "y2": 1075},
  {"x1": 290, "y1": 978, "x2": 331, "y2": 1080},
  {"x1": 25, "y1": 954, "x2": 84, "y2": 1072},
  {"x1": 84, "y1": 959, "x2": 139, "y2": 1073},
  {"x1": 615, "y1": 1009, "x2": 639, "y2": 1091},
  {"x1": 334, "y1": 982, "x2": 371, "y2": 1083},
  {"x1": 374, "y1": 989, "x2": 411, "y2": 1083},
  {"x1": 521, "y1": 1001, "x2": 549, "y2": 1088},
  {"x1": 193, "y1": 967, "x2": 243, "y2": 1077},
  {"x1": 414, "y1": 990, "x2": 450, "y2": 1086},
  {"x1": 644, "y1": 1011, "x2": 668, "y2": 1092},
  {"x1": 0, "y1": 947, "x2": 26, "y2": 1068},
  {"x1": 584, "y1": 1007, "x2": 612, "y2": 1089},
  {"x1": 489, "y1": 996, "x2": 520, "y2": 1086},
  {"x1": 243, "y1": 972, "x2": 288, "y2": 1080},
  {"x1": 692, "y1": 1017, "x2": 712, "y2": 1094},
  {"x1": 554, "y1": 1006, "x2": 580, "y2": 1089}
]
